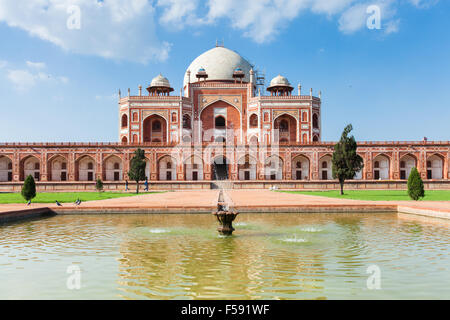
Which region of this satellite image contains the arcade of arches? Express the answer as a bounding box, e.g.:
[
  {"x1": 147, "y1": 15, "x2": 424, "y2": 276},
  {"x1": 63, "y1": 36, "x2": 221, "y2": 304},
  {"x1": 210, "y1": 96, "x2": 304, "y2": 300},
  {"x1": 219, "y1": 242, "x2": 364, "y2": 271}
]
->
[{"x1": 0, "y1": 148, "x2": 449, "y2": 184}]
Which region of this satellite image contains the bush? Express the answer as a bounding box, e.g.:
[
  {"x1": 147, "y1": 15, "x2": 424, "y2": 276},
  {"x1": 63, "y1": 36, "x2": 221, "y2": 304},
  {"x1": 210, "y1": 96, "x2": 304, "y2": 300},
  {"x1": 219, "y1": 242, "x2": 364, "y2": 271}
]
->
[
  {"x1": 96, "y1": 178, "x2": 104, "y2": 193},
  {"x1": 407, "y1": 167, "x2": 425, "y2": 201},
  {"x1": 21, "y1": 175, "x2": 37, "y2": 201}
]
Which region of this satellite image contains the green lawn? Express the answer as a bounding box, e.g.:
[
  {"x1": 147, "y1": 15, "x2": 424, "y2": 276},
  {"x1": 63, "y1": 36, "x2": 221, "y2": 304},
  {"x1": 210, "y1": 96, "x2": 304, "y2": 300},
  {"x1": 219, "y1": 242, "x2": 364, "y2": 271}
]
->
[
  {"x1": 278, "y1": 189, "x2": 450, "y2": 201},
  {"x1": 0, "y1": 191, "x2": 160, "y2": 204}
]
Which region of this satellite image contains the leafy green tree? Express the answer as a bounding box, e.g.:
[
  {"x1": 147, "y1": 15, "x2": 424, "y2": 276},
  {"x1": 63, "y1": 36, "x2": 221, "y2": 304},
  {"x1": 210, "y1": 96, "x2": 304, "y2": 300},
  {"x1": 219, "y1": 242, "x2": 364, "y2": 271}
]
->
[
  {"x1": 332, "y1": 124, "x2": 364, "y2": 195},
  {"x1": 128, "y1": 148, "x2": 147, "y2": 194},
  {"x1": 21, "y1": 175, "x2": 36, "y2": 202},
  {"x1": 407, "y1": 167, "x2": 425, "y2": 201},
  {"x1": 96, "y1": 178, "x2": 104, "y2": 193}
]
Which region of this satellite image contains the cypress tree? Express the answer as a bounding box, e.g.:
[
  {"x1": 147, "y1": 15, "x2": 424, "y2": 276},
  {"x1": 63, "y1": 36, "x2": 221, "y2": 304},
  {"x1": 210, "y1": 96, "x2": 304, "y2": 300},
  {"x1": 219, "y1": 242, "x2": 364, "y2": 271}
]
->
[
  {"x1": 21, "y1": 175, "x2": 37, "y2": 202},
  {"x1": 128, "y1": 148, "x2": 147, "y2": 194},
  {"x1": 332, "y1": 124, "x2": 364, "y2": 195},
  {"x1": 407, "y1": 167, "x2": 425, "y2": 201},
  {"x1": 96, "y1": 178, "x2": 104, "y2": 193}
]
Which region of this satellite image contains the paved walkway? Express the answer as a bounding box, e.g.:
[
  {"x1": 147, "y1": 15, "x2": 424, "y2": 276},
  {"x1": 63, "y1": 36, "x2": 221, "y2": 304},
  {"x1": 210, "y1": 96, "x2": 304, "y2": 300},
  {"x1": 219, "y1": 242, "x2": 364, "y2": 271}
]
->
[
  {"x1": 1, "y1": 189, "x2": 449, "y2": 219},
  {"x1": 0, "y1": 190, "x2": 220, "y2": 214}
]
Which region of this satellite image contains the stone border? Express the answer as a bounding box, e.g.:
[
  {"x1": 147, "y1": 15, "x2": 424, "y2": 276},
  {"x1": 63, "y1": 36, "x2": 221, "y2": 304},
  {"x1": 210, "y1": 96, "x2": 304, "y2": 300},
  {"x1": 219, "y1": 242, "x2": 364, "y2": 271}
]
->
[
  {"x1": 1, "y1": 204, "x2": 449, "y2": 224},
  {"x1": 397, "y1": 206, "x2": 450, "y2": 220},
  {"x1": 0, "y1": 207, "x2": 56, "y2": 224}
]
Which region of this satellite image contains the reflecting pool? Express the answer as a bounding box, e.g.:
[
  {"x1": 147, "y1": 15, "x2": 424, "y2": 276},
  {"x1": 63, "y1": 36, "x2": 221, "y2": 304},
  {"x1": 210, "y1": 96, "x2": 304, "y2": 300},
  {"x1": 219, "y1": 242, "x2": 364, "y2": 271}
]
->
[{"x1": 0, "y1": 213, "x2": 449, "y2": 299}]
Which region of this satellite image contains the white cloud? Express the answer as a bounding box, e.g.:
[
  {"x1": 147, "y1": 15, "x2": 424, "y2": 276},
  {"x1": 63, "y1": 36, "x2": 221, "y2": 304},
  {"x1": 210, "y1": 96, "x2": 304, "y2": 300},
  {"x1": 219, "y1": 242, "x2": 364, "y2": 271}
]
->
[
  {"x1": 385, "y1": 19, "x2": 400, "y2": 34},
  {"x1": 5, "y1": 61, "x2": 69, "y2": 91},
  {"x1": 338, "y1": 3, "x2": 368, "y2": 34},
  {"x1": 0, "y1": 0, "x2": 170, "y2": 63},
  {"x1": 157, "y1": 0, "x2": 204, "y2": 29},
  {"x1": 7, "y1": 69, "x2": 36, "y2": 90},
  {"x1": 0, "y1": 60, "x2": 7, "y2": 68},
  {"x1": 408, "y1": 0, "x2": 439, "y2": 8},
  {"x1": 26, "y1": 61, "x2": 46, "y2": 69},
  {"x1": 205, "y1": 0, "x2": 310, "y2": 43},
  {"x1": 311, "y1": 0, "x2": 356, "y2": 15},
  {"x1": 157, "y1": 0, "x2": 437, "y2": 42},
  {"x1": 338, "y1": 1, "x2": 399, "y2": 35},
  {"x1": 0, "y1": 0, "x2": 440, "y2": 58}
]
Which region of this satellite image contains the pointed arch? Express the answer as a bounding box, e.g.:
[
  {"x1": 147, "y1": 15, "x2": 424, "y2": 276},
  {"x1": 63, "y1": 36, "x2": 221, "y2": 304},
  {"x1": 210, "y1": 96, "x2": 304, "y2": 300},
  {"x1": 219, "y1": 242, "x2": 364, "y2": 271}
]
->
[
  {"x1": 238, "y1": 154, "x2": 257, "y2": 180},
  {"x1": 373, "y1": 153, "x2": 390, "y2": 180},
  {"x1": 0, "y1": 155, "x2": 13, "y2": 182},
  {"x1": 273, "y1": 113, "x2": 297, "y2": 143},
  {"x1": 399, "y1": 154, "x2": 417, "y2": 180},
  {"x1": 319, "y1": 154, "x2": 332, "y2": 180},
  {"x1": 264, "y1": 155, "x2": 283, "y2": 180},
  {"x1": 103, "y1": 155, "x2": 123, "y2": 181},
  {"x1": 48, "y1": 155, "x2": 68, "y2": 181},
  {"x1": 426, "y1": 153, "x2": 444, "y2": 179},
  {"x1": 249, "y1": 113, "x2": 258, "y2": 128},
  {"x1": 158, "y1": 155, "x2": 177, "y2": 181},
  {"x1": 20, "y1": 155, "x2": 40, "y2": 181},
  {"x1": 212, "y1": 154, "x2": 229, "y2": 180},
  {"x1": 200, "y1": 100, "x2": 241, "y2": 144},
  {"x1": 121, "y1": 113, "x2": 128, "y2": 128},
  {"x1": 143, "y1": 114, "x2": 168, "y2": 143},
  {"x1": 75, "y1": 155, "x2": 96, "y2": 181},
  {"x1": 184, "y1": 155, "x2": 204, "y2": 181},
  {"x1": 312, "y1": 113, "x2": 319, "y2": 129},
  {"x1": 292, "y1": 155, "x2": 310, "y2": 180},
  {"x1": 182, "y1": 114, "x2": 191, "y2": 129}
]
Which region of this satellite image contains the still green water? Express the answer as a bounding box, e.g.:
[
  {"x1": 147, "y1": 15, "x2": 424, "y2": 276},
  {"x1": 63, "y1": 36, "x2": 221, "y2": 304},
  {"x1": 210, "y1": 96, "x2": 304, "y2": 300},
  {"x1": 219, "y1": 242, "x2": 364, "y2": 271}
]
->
[{"x1": 0, "y1": 213, "x2": 449, "y2": 299}]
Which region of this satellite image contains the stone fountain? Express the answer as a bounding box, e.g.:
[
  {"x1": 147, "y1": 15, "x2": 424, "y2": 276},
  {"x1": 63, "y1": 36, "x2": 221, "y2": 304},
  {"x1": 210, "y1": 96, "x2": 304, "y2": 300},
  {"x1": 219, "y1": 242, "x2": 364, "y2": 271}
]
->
[{"x1": 213, "y1": 189, "x2": 239, "y2": 236}]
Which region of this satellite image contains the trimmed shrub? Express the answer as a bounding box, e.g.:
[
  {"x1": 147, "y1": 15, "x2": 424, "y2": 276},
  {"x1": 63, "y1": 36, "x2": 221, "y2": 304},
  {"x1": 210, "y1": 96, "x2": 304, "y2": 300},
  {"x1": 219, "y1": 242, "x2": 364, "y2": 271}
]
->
[
  {"x1": 21, "y1": 175, "x2": 37, "y2": 201},
  {"x1": 407, "y1": 167, "x2": 425, "y2": 201}
]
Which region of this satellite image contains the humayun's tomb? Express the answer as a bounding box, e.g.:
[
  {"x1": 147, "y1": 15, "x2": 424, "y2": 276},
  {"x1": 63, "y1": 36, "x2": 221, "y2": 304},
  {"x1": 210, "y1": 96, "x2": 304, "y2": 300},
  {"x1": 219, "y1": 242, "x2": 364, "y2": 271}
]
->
[{"x1": 0, "y1": 46, "x2": 449, "y2": 191}]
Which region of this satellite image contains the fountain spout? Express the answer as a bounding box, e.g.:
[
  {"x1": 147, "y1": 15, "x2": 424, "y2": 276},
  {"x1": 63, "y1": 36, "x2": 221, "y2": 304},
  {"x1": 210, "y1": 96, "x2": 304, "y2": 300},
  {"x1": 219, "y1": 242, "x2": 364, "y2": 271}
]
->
[{"x1": 213, "y1": 190, "x2": 239, "y2": 236}]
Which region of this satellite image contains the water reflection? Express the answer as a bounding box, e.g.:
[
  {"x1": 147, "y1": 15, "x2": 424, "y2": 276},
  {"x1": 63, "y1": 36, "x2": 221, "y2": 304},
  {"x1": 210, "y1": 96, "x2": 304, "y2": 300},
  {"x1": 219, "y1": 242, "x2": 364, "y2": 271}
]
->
[{"x1": 0, "y1": 213, "x2": 449, "y2": 299}]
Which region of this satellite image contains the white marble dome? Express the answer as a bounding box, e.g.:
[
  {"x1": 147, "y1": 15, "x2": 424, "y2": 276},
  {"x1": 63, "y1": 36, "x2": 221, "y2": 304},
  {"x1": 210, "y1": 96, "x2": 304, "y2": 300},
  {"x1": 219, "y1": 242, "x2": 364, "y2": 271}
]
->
[
  {"x1": 268, "y1": 75, "x2": 292, "y2": 88},
  {"x1": 184, "y1": 47, "x2": 253, "y2": 87},
  {"x1": 150, "y1": 74, "x2": 171, "y2": 88}
]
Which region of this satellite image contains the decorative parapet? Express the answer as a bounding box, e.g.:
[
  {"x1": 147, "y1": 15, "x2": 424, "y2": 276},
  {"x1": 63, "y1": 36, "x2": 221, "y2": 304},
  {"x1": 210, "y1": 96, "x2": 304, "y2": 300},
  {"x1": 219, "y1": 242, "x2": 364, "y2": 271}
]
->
[
  {"x1": 119, "y1": 96, "x2": 191, "y2": 104},
  {"x1": 0, "y1": 141, "x2": 449, "y2": 148}
]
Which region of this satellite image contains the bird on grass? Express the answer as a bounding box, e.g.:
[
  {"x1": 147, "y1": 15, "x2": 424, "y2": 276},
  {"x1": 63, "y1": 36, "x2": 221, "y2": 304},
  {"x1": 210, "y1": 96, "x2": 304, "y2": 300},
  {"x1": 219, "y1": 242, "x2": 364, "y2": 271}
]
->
[{"x1": 56, "y1": 200, "x2": 62, "y2": 207}]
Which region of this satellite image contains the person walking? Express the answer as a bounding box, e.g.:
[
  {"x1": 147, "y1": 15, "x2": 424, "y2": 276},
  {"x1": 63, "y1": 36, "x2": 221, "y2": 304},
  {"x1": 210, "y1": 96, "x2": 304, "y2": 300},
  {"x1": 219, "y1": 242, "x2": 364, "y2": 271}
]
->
[
  {"x1": 144, "y1": 179, "x2": 149, "y2": 192},
  {"x1": 125, "y1": 180, "x2": 128, "y2": 192}
]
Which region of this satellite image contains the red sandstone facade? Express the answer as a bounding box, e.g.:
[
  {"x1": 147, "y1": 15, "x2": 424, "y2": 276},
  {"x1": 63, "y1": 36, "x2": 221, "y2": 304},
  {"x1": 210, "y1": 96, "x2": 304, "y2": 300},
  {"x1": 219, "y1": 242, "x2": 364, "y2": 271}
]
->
[{"x1": 0, "y1": 46, "x2": 449, "y2": 190}]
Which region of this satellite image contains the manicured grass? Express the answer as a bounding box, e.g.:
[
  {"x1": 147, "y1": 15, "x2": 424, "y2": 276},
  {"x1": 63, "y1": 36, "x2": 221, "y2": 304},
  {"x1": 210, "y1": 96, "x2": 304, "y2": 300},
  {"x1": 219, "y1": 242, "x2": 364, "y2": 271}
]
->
[
  {"x1": 0, "y1": 191, "x2": 160, "y2": 204},
  {"x1": 278, "y1": 189, "x2": 450, "y2": 201}
]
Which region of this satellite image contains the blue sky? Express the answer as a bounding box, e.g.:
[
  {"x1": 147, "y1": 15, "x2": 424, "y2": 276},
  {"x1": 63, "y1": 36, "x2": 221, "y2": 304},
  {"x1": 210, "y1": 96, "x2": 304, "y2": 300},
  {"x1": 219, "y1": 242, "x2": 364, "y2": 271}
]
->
[{"x1": 0, "y1": 0, "x2": 449, "y2": 142}]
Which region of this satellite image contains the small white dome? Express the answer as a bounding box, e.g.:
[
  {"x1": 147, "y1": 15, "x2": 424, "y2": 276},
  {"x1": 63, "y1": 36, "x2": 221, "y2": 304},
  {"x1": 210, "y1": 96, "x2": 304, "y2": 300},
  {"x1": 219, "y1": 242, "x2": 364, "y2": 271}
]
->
[
  {"x1": 184, "y1": 47, "x2": 252, "y2": 87},
  {"x1": 150, "y1": 74, "x2": 171, "y2": 88},
  {"x1": 269, "y1": 75, "x2": 292, "y2": 88}
]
